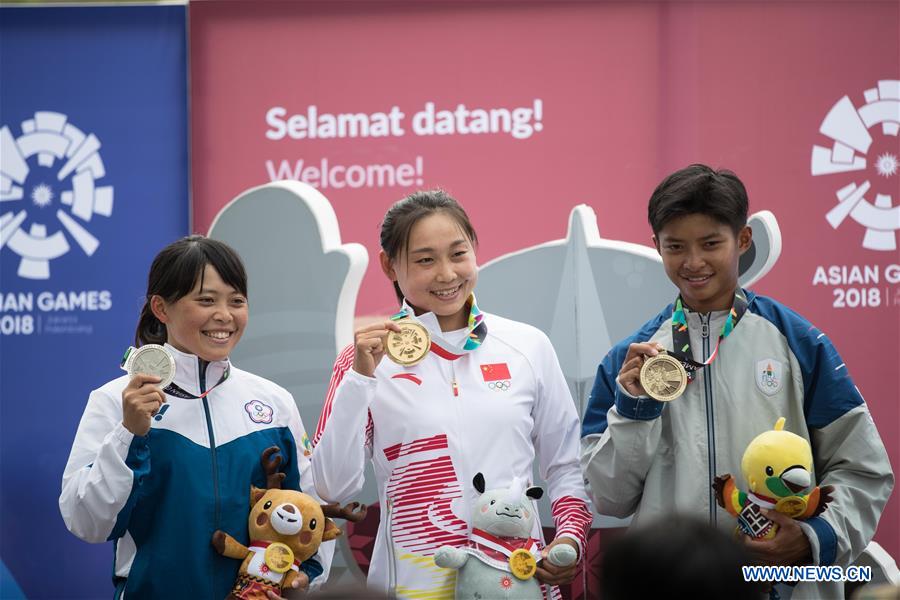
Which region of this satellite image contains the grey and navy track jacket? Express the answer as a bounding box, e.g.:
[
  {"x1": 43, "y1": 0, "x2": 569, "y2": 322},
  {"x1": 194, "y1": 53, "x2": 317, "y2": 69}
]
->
[
  {"x1": 59, "y1": 344, "x2": 328, "y2": 599},
  {"x1": 581, "y1": 291, "x2": 893, "y2": 599}
]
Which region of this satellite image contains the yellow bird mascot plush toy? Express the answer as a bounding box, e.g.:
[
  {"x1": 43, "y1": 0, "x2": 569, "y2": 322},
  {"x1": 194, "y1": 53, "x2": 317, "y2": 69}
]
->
[{"x1": 714, "y1": 417, "x2": 833, "y2": 539}]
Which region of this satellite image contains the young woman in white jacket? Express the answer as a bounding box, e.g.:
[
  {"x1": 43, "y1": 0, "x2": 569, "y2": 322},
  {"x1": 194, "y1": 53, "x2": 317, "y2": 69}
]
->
[{"x1": 312, "y1": 190, "x2": 591, "y2": 599}]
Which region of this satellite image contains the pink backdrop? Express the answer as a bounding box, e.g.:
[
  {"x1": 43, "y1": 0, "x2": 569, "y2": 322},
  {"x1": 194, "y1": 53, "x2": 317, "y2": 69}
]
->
[{"x1": 190, "y1": 0, "x2": 899, "y2": 563}]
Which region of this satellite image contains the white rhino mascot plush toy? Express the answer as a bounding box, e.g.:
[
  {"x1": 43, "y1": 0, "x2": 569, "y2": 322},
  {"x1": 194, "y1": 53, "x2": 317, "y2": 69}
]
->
[{"x1": 434, "y1": 473, "x2": 577, "y2": 599}]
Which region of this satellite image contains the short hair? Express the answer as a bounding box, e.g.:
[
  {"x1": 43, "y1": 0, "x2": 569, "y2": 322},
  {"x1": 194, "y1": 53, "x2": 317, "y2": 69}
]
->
[
  {"x1": 379, "y1": 189, "x2": 478, "y2": 304},
  {"x1": 135, "y1": 235, "x2": 248, "y2": 346},
  {"x1": 601, "y1": 515, "x2": 763, "y2": 600},
  {"x1": 647, "y1": 164, "x2": 748, "y2": 235}
]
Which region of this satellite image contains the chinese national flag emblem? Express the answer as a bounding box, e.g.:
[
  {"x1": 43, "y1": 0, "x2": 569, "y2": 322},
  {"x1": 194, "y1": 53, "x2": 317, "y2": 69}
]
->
[{"x1": 480, "y1": 363, "x2": 511, "y2": 382}]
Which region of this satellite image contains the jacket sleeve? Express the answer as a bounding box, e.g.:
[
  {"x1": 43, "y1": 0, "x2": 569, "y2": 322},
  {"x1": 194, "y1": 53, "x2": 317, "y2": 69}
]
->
[
  {"x1": 311, "y1": 345, "x2": 375, "y2": 505},
  {"x1": 59, "y1": 384, "x2": 149, "y2": 543},
  {"x1": 529, "y1": 332, "x2": 592, "y2": 557},
  {"x1": 579, "y1": 341, "x2": 667, "y2": 519},
  {"x1": 284, "y1": 390, "x2": 332, "y2": 589},
  {"x1": 787, "y1": 324, "x2": 895, "y2": 568}
]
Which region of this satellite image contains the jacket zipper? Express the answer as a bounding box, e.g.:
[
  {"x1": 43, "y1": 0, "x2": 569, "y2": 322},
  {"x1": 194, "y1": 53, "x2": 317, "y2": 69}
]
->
[
  {"x1": 198, "y1": 361, "x2": 220, "y2": 527},
  {"x1": 701, "y1": 314, "x2": 717, "y2": 527},
  {"x1": 450, "y1": 360, "x2": 459, "y2": 397}
]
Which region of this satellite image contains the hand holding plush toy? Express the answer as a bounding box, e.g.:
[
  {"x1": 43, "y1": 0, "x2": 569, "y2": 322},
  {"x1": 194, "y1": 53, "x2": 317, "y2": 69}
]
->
[
  {"x1": 714, "y1": 417, "x2": 834, "y2": 540},
  {"x1": 212, "y1": 447, "x2": 366, "y2": 599}
]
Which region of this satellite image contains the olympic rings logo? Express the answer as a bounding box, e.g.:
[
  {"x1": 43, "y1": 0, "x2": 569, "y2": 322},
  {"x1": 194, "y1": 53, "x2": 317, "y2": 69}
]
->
[{"x1": 487, "y1": 380, "x2": 511, "y2": 391}]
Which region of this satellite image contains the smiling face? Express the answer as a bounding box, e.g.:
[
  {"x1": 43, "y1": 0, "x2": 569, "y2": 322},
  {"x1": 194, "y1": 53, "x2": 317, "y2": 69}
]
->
[
  {"x1": 248, "y1": 488, "x2": 339, "y2": 563},
  {"x1": 380, "y1": 212, "x2": 478, "y2": 331},
  {"x1": 151, "y1": 264, "x2": 248, "y2": 362},
  {"x1": 653, "y1": 213, "x2": 752, "y2": 313}
]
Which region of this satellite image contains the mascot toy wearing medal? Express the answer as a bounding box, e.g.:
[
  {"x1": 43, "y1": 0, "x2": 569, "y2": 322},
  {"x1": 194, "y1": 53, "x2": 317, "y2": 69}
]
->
[
  {"x1": 434, "y1": 473, "x2": 577, "y2": 599},
  {"x1": 714, "y1": 418, "x2": 834, "y2": 539},
  {"x1": 212, "y1": 447, "x2": 366, "y2": 599}
]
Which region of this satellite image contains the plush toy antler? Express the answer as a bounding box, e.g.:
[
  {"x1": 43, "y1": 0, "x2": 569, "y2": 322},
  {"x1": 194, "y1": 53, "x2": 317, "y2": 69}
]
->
[
  {"x1": 322, "y1": 501, "x2": 368, "y2": 523},
  {"x1": 262, "y1": 445, "x2": 368, "y2": 522},
  {"x1": 261, "y1": 445, "x2": 286, "y2": 490}
]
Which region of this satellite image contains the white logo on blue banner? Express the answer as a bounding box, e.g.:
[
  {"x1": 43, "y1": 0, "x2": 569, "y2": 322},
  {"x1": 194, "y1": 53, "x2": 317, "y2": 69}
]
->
[
  {"x1": 0, "y1": 111, "x2": 114, "y2": 279},
  {"x1": 810, "y1": 79, "x2": 900, "y2": 252}
]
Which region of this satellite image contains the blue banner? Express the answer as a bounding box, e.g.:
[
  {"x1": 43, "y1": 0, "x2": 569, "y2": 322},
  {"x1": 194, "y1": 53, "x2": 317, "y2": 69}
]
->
[{"x1": 0, "y1": 6, "x2": 188, "y2": 597}]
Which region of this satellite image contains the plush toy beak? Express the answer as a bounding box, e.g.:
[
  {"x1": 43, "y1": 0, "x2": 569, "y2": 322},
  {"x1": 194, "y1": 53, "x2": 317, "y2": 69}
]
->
[{"x1": 780, "y1": 466, "x2": 811, "y2": 494}]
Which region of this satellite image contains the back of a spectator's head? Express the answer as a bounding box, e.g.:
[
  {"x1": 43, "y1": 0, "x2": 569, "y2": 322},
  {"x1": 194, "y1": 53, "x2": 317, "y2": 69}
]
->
[{"x1": 601, "y1": 515, "x2": 763, "y2": 600}]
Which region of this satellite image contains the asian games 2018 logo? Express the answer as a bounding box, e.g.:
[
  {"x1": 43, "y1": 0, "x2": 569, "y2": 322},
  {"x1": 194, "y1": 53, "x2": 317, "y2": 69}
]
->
[
  {"x1": 0, "y1": 111, "x2": 114, "y2": 279},
  {"x1": 811, "y1": 80, "x2": 900, "y2": 252}
]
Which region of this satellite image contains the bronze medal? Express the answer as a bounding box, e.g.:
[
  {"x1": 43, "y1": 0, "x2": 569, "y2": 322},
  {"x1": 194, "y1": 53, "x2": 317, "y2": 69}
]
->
[
  {"x1": 386, "y1": 319, "x2": 430, "y2": 366},
  {"x1": 508, "y1": 548, "x2": 537, "y2": 580},
  {"x1": 639, "y1": 352, "x2": 687, "y2": 402},
  {"x1": 264, "y1": 542, "x2": 294, "y2": 574}
]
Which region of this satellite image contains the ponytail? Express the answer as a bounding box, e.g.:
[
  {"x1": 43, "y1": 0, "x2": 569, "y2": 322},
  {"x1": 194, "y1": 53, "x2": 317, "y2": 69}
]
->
[{"x1": 134, "y1": 300, "x2": 166, "y2": 346}]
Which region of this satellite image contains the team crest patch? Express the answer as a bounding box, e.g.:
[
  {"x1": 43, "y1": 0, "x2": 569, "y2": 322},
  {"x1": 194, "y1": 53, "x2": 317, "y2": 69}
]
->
[
  {"x1": 755, "y1": 359, "x2": 784, "y2": 396},
  {"x1": 301, "y1": 433, "x2": 312, "y2": 457},
  {"x1": 245, "y1": 400, "x2": 274, "y2": 424}
]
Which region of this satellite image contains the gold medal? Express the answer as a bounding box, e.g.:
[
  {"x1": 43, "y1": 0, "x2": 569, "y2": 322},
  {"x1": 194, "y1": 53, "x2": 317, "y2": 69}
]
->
[
  {"x1": 264, "y1": 542, "x2": 294, "y2": 574},
  {"x1": 508, "y1": 548, "x2": 537, "y2": 580},
  {"x1": 386, "y1": 319, "x2": 430, "y2": 366},
  {"x1": 639, "y1": 352, "x2": 688, "y2": 402},
  {"x1": 775, "y1": 495, "x2": 808, "y2": 518}
]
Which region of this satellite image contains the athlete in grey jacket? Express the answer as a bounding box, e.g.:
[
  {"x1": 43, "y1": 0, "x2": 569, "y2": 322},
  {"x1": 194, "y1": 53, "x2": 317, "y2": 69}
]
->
[{"x1": 581, "y1": 164, "x2": 893, "y2": 599}]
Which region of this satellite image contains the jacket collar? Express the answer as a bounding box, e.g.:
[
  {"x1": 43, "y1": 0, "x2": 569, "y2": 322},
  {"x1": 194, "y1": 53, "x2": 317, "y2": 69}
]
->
[{"x1": 164, "y1": 343, "x2": 230, "y2": 396}]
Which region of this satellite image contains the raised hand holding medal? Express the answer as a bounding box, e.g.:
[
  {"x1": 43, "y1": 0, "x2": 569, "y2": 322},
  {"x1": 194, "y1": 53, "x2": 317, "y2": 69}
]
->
[
  {"x1": 351, "y1": 320, "x2": 404, "y2": 377},
  {"x1": 119, "y1": 345, "x2": 173, "y2": 436},
  {"x1": 635, "y1": 290, "x2": 749, "y2": 402}
]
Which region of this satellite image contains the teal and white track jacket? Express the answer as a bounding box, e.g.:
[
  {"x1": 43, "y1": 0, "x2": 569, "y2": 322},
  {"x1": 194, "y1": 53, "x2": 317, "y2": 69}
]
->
[{"x1": 60, "y1": 344, "x2": 329, "y2": 599}]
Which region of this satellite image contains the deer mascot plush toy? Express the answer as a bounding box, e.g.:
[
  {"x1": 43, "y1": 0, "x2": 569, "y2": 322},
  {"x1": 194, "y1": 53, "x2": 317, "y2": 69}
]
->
[{"x1": 212, "y1": 446, "x2": 366, "y2": 599}]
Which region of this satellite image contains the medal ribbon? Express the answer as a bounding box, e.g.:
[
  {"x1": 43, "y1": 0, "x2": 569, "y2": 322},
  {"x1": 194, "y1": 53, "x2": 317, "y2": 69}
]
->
[
  {"x1": 465, "y1": 529, "x2": 541, "y2": 569},
  {"x1": 747, "y1": 492, "x2": 777, "y2": 509},
  {"x1": 669, "y1": 289, "x2": 748, "y2": 382},
  {"x1": 121, "y1": 346, "x2": 231, "y2": 400},
  {"x1": 392, "y1": 294, "x2": 488, "y2": 357},
  {"x1": 163, "y1": 365, "x2": 231, "y2": 400}
]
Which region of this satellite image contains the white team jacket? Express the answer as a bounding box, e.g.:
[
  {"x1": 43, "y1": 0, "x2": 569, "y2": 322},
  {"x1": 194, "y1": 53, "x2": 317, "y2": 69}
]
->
[
  {"x1": 59, "y1": 344, "x2": 330, "y2": 599},
  {"x1": 312, "y1": 306, "x2": 591, "y2": 598}
]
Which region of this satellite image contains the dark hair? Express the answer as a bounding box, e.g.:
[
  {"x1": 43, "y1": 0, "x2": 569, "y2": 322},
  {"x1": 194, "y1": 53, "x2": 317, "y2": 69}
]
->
[
  {"x1": 379, "y1": 189, "x2": 478, "y2": 304},
  {"x1": 601, "y1": 515, "x2": 763, "y2": 600},
  {"x1": 134, "y1": 235, "x2": 248, "y2": 346},
  {"x1": 647, "y1": 164, "x2": 748, "y2": 235}
]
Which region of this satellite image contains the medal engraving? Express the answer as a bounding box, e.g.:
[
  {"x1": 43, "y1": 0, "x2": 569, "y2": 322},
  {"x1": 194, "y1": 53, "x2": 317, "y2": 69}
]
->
[
  {"x1": 123, "y1": 344, "x2": 176, "y2": 389},
  {"x1": 386, "y1": 320, "x2": 430, "y2": 366},
  {"x1": 509, "y1": 548, "x2": 537, "y2": 580},
  {"x1": 639, "y1": 352, "x2": 687, "y2": 402},
  {"x1": 264, "y1": 542, "x2": 294, "y2": 574}
]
